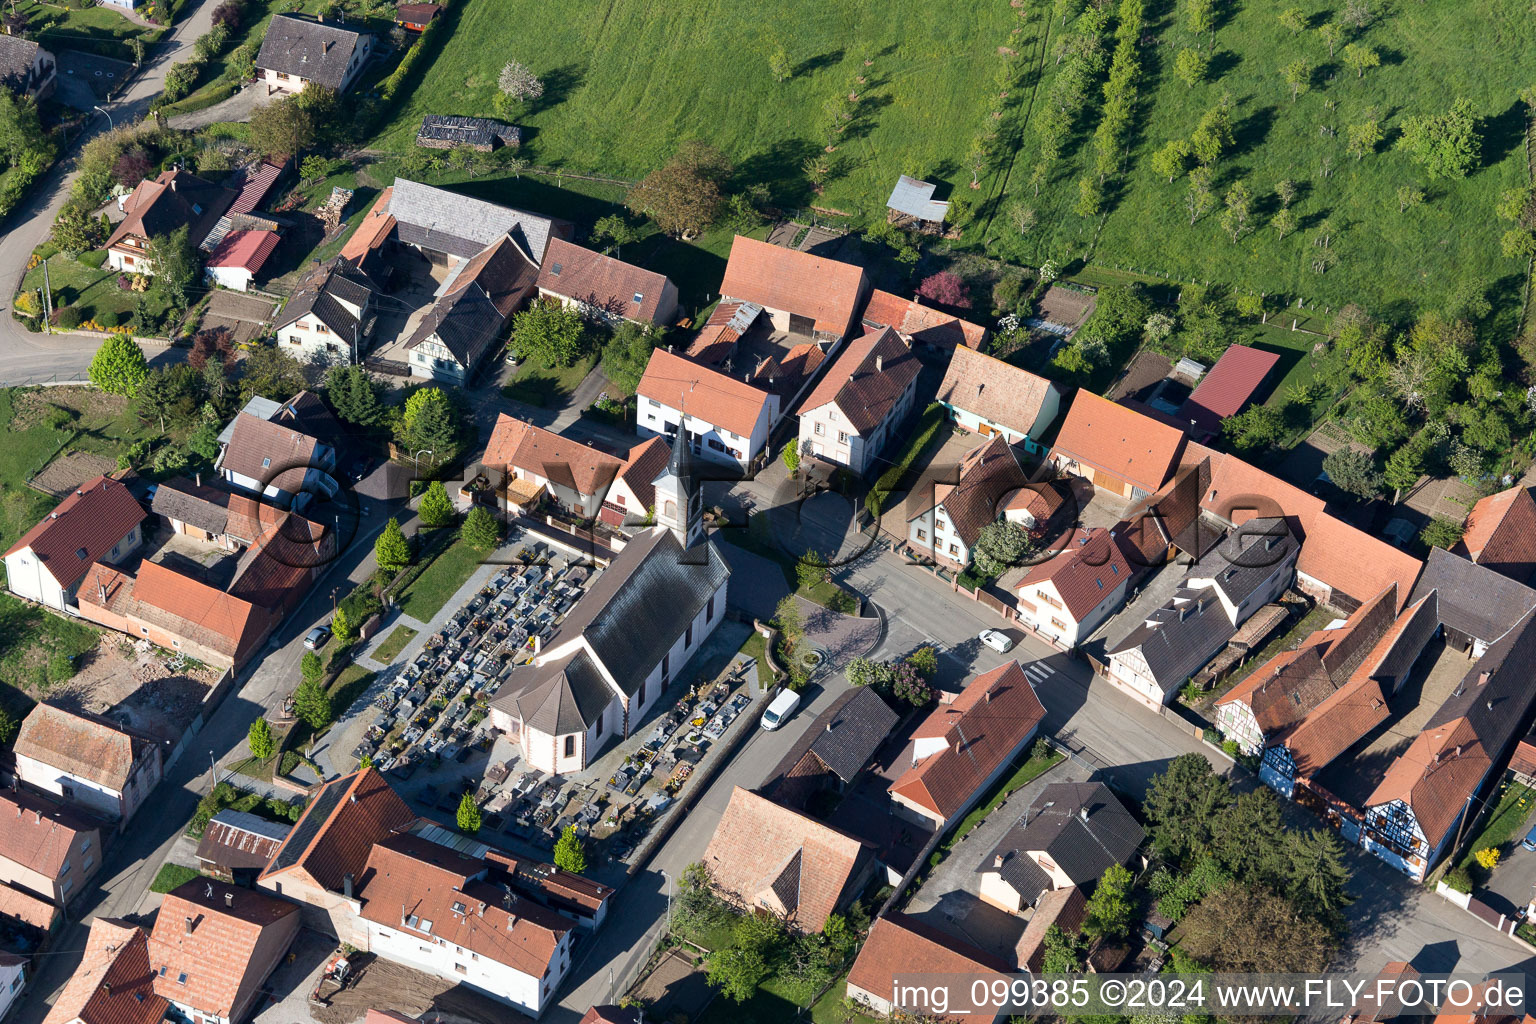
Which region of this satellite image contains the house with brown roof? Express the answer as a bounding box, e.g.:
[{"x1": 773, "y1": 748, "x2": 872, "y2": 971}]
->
[
  {"x1": 106, "y1": 170, "x2": 236, "y2": 275},
  {"x1": 0, "y1": 880, "x2": 59, "y2": 935},
  {"x1": 406, "y1": 235, "x2": 540, "y2": 383},
  {"x1": 149, "y1": 879, "x2": 301, "y2": 1024},
  {"x1": 79, "y1": 559, "x2": 272, "y2": 671},
  {"x1": 41, "y1": 918, "x2": 168, "y2": 1024},
  {"x1": 352, "y1": 833, "x2": 576, "y2": 1016},
  {"x1": 636, "y1": 347, "x2": 780, "y2": 469},
  {"x1": 4, "y1": 473, "x2": 146, "y2": 613},
  {"x1": 272, "y1": 257, "x2": 377, "y2": 366},
  {"x1": 395, "y1": 2, "x2": 441, "y2": 30},
  {"x1": 1215, "y1": 585, "x2": 1439, "y2": 800},
  {"x1": 1176, "y1": 344, "x2": 1280, "y2": 441},
  {"x1": 196, "y1": 810, "x2": 291, "y2": 885},
  {"x1": 888, "y1": 662, "x2": 1047, "y2": 830},
  {"x1": 935, "y1": 345, "x2": 1063, "y2": 445},
  {"x1": 595, "y1": 436, "x2": 669, "y2": 531},
  {"x1": 1180, "y1": 441, "x2": 1424, "y2": 614},
  {"x1": 13, "y1": 704, "x2": 164, "y2": 825},
  {"x1": 862, "y1": 288, "x2": 987, "y2": 354},
  {"x1": 481, "y1": 413, "x2": 624, "y2": 518},
  {"x1": 1359, "y1": 607, "x2": 1536, "y2": 882},
  {"x1": 904, "y1": 435, "x2": 1029, "y2": 572},
  {"x1": 0, "y1": 789, "x2": 102, "y2": 911},
  {"x1": 257, "y1": 767, "x2": 416, "y2": 940},
  {"x1": 846, "y1": 914, "x2": 1009, "y2": 1024},
  {"x1": 216, "y1": 407, "x2": 338, "y2": 510},
  {"x1": 537, "y1": 238, "x2": 679, "y2": 326},
  {"x1": 1051, "y1": 391, "x2": 1187, "y2": 500},
  {"x1": 1453, "y1": 485, "x2": 1536, "y2": 585},
  {"x1": 718, "y1": 235, "x2": 869, "y2": 343},
  {"x1": 701, "y1": 787, "x2": 876, "y2": 934},
  {"x1": 796, "y1": 326, "x2": 920, "y2": 475},
  {"x1": 1013, "y1": 886, "x2": 1088, "y2": 971},
  {"x1": 1013, "y1": 528, "x2": 1133, "y2": 649}
]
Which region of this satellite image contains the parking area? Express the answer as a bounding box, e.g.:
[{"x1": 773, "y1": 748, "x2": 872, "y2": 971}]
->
[{"x1": 55, "y1": 50, "x2": 134, "y2": 110}]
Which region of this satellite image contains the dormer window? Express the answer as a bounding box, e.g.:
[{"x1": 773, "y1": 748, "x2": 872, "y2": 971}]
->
[
  {"x1": 633, "y1": 292, "x2": 643, "y2": 304},
  {"x1": 75, "y1": 547, "x2": 88, "y2": 560},
  {"x1": 550, "y1": 263, "x2": 562, "y2": 275}
]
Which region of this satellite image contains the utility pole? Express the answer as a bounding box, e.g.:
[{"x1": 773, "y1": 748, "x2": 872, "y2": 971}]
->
[{"x1": 41, "y1": 258, "x2": 52, "y2": 334}]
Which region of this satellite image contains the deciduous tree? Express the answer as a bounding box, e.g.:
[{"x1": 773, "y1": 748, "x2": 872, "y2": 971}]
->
[
  {"x1": 1173, "y1": 47, "x2": 1208, "y2": 88},
  {"x1": 248, "y1": 717, "x2": 275, "y2": 761},
  {"x1": 916, "y1": 271, "x2": 971, "y2": 308},
  {"x1": 247, "y1": 96, "x2": 318, "y2": 159},
  {"x1": 1278, "y1": 7, "x2": 1305, "y2": 34},
  {"x1": 1280, "y1": 58, "x2": 1311, "y2": 101},
  {"x1": 1346, "y1": 119, "x2": 1383, "y2": 160},
  {"x1": 1341, "y1": 42, "x2": 1379, "y2": 79},
  {"x1": 1151, "y1": 139, "x2": 1191, "y2": 182},
  {"x1": 89, "y1": 335, "x2": 149, "y2": 396},
  {"x1": 972, "y1": 521, "x2": 1033, "y2": 577},
  {"x1": 768, "y1": 48, "x2": 793, "y2": 82},
  {"x1": 1321, "y1": 447, "x2": 1382, "y2": 500},
  {"x1": 497, "y1": 59, "x2": 544, "y2": 102},
  {"x1": 1084, "y1": 863, "x2": 1134, "y2": 938},
  {"x1": 293, "y1": 677, "x2": 332, "y2": 729},
  {"x1": 1181, "y1": 882, "x2": 1336, "y2": 972},
  {"x1": 625, "y1": 141, "x2": 732, "y2": 239},
  {"x1": 417, "y1": 480, "x2": 455, "y2": 527},
  {"x1": 513, "y1": 299, "x2": 586, "y2": 366},
  {"x1": 1398, "y1": 99, "x2": 1482, "y2": 180},
  {"x1": 1317, "y1": 21, "x2": 1343, "y2": 58},
  {"x1": 1220, "y1": 180, "x2": 1251, "y2": 241}
]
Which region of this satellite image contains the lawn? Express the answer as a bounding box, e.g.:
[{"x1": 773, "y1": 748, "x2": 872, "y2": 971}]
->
[
  {"x1": 19, "y1": 0, "x2": 166, "y2": 62},
  {"x1": 502, "y1": 352, "x2": 597, "y2": 409},
  {"x1": 20, "y1": 254, "x2": 172, "y2": 327},
  {"x1": 396, "y1": 533, "x2": 488, "y2": 621},
  {"x1": 1456, "y1": 782, "x2": 1536, "y2": 877},
  {"x1": 938, "y1": 746, "x2": 1064, "y2": 859},
  {"x1": 373, "y1": 625, "x2": 418, "y2": 664},
  {"x1": 986, "y1": 0, "x2": 1534, "y2": 317},
  {"x1": 149, "y1": 863, "x2": 202, "y2": 894},
  {"x1": 810, "y1": 977, "x2": 877, "y2": 1024},
  {"x1": 373, "y1": 0, "x2": 1018, "y2": 218},
  {"x1": 737, "y1": 631, "x2": 774, "y2": 689}
]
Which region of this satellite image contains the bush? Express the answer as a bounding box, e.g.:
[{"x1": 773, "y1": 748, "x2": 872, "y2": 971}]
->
[
  {"x1": 279, "y1": 750, "x2": 300, "y2": 776},
  {"x1": 97, "y1": 310, "x2": 120, "y2": 329},
  {"x1": 55, "y1": 307, "x2": 83, "y2": 330},
  {"x1": 78, "y1": 249, "x2": 108, "y2": 269},
  {"x1": 1444, "y1": 866, "x2": 1474, "y2": 893}
]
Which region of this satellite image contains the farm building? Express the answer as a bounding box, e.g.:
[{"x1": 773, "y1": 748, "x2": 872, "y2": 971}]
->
[
  {"x1": 885, "y1": 175, "x2": 948, "y2": 233},
  {"x1": 395, "y1": 2, "x2": 441, "y2": 30},
  {"x1": 415, "y1": 114, "x2": 520, "y2": 152}
]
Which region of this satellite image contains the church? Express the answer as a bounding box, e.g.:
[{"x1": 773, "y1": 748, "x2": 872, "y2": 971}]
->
[{"x1": 487, "y1": 433, "x2": 732, "y2": 774}]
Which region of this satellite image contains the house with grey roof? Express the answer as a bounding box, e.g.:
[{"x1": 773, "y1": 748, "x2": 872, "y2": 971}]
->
[
  {"x1": 762, "y1": 687, "x2": 899, "y2": 809},
  {"x1": 1106, "y1": 518, "x2": 1299, "y2": 709},
  {"x1": 405, "y1": 234, "x2": 540, "y2": 382},
  {"x1": 1409, "y1": 545, "x2": 1536, "y2": 658},
  {"x1": 272, "y1": 258, "x2": 377, "y2": 365},
  {"x1": 486, "y1": 435, "x2": 730, "y2": 774},
  {"x1": 977, "y1": 782, "x2": 1143, "y2": 914},
  {"x1": 0, "y1": 35, "x2": 55, "y2": 100},
  {"x1": 386, "y1": 178, "x2": 570, "y2": 265},
  {"x1": 256, "y1": 13, "x2": 374, "y2": 95}
]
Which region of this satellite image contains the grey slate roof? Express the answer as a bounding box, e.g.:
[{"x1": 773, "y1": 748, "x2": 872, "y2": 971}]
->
[
  {"x1": 1109, "y1": 518, "x2": 1297, "y2": 693},
  {"x1": 979, "y1": 781, "x2": 1143, "y2": 896},
  {"x1": 1423, "y1": 604, "x2": 1536, "y2": 749},
  {"x1": 416, "y1": 115, "x2": 520, "y2": 149},
  {"x1": 404, "y1": 234, "x2": 538, "y2": 367},
  {"x1": 275, "y1": 257, "x2": 375, "y2": 337},
  {"x1": 763, "y1": 686, "x2": 898, "y2": 791},
  {"x1": 387, "y1": 178, "x2": 565, "y2": 263},
  {"x1": 256, "y1": 14, "x2": 370, "y2": 91},
  {"x1": 152, "y1": 479, "x2": 230, "y2": 535},
  {"x1": 494, "y1": 649, "x2": 615, "y2": 735},
  {"x1": 1409, "y1": 546, "x2": 1536, "y2": 646},
  {"x1": 0, "y1": 35, "x2": 46, "y2": 94},
  {"x1": 550, "y1": 528, "x2": 731, "y2": 696}
]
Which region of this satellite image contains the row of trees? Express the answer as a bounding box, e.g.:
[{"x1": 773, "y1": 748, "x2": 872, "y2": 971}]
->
[
  {"x1": 1029, "y1": 5, "x2": 1111, "y2": 198},
  {"x1": 1075, "y1": 0, "x2": 1146, "y2": 219}
]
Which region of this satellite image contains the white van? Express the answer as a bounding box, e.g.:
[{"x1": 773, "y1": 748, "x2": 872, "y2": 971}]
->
[{"x1": 760, "y1": 688, "x2": 801, "y2": 731}]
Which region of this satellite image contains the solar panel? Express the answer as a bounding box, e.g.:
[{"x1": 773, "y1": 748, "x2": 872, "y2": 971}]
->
[{"x1": 270, "y1": 777, "x2": 347, "y2": 872}]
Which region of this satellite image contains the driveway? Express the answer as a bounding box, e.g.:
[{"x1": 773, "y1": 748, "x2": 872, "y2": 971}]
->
[{"x1": 167, "y1": 83, "x2": 274, "y2": 129}]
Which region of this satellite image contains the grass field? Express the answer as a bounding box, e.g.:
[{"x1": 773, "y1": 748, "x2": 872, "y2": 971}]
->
[
  {"x1": 21, "y1": 254, "x2": 173, "y2": 327},
  {"x1": 20, "y1": 0, "x2": 165, "y2": 62},
  {"x1": 374, "y1": 0, "x2": 1016, "y2": 216},
  {"x1": 503, "y1": 352, "x2": 597, "y2": 408},
  {"x1": 397, "y1": 533, "x2": 486, "y2": 621},
  {"x1": 150, "y1": 863, "x2": 202, "y2": 893},
  {"x1": 989, "y1": 0, "x2": 1535, "y2": 316},
  {"x1": 373, "y1": 625, "x2": 418, "y2": 663}
]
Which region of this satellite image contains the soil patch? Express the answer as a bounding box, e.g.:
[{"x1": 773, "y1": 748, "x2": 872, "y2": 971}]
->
[
  {"x1": 28, "y1": 451, "x2": 118, "y2": 498},
  {"x1": 46, "y1": 636, "x2": 218, "y2": 744},
  {"x1": 311, "y1": 955, "x2": 531, "y2": 1024},
  {"x1": 12, "y1": 387, "x2": 126, "y2": 432}
]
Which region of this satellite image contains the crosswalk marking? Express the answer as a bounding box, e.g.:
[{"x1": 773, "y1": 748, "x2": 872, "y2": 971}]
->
[{"x1": 1024, "y1": 663, "x2": 1053, "y2": 684}]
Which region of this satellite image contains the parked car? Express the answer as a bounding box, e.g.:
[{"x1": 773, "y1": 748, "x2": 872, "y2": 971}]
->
[
  {"x1": 979, "y1": 629, "x2": 1015, "y2": 653},
  {"x1": 304, "y1": 625, "x2": 332, "y2": 650},
  {"x1": 760, "y1": 689, "x2": 801, "y2": 731},
  {"x1": 1523, "y1": 825, "x2": 1536, "y2": 852}
]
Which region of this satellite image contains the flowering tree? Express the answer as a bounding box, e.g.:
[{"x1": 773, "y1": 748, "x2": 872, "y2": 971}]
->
[
  {"x1": 916, "y1": 271, "x2": 971, "y2": 309},
  {"x1": 498, "y1": 60, "x2": 544, "y2": 102}
]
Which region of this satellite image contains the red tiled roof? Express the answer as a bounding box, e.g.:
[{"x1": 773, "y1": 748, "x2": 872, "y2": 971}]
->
[
  {"x1": 612, "y1": 435, "x2": 669, "y2": 513},
  {"x1": 685, "y1": 301, "x2": 758, "y2": 364},
  {"x1": 935, "y1": 345, "x2": 1057, "y2": 438},
  {"x1": 14, "y1": 702, "x2": 155, "y2": 793},
  {"x1": 149, "y1": 879, "x2": 299, "y2": 1020},
  {"x1": 1178, "y1": 345, "x2": 1280, "y2": 437},
  {"x1": 1013, "y1": 885, "x2": 1088, "y2": 971},
  {"x1": 890, "y1": 662, "x2": 1046, "y2": 823},
  {"x1": 0, "y1": 788, "x2": 99, "y2": 879},
  {"x1": 483, "y1": 414, "x2": 623, "y2": 498},
  {"x1": 1366, "y1": 721, "x2": 1490, "y2": 847},
  {"x1": 227, "y1": 161, "x2": 284, "y2": 217},
  {"x1": 4, "y1": 473, "x2": 147, "y2": 591},
  {"x1": 537, "y1": 238, "x2": 674, "y2": 324},
  {"x1": 1283, "y1": 675, "x2": 1390, "y2": 777},
  {"x1": 42, "y1": 919, "x2": 168, "y2": 1024},
  {"x1": 862, "y1": 288, "x2": 987, "y2": 350},
  {"x1": 128, "y1": 560, "x2": 263, "y2": 658},
  {"x1": 1454, "y1": 485, "x2": 1536, "y2": 583},
  {"x1": 104, "y1": 169, "x2": 235, "y2": 253},
  {"x1": 796, "y1": 326, "x2": 919, "y2": 435},
  {"x1": 206, "y1": 230, "x2": 280, "y2": 274},
  {"x1": 579, "y1": 1008, "x2": 641, "y2": 1024},
  {"x1": 636, "y1": 347, "x2": 776, "y2": 438},
  {"x1": 1053, "y1": 390, "x2": 1186, "y2": 495},
  {"x1": 341, "y1": 187, "x2": 396, "y2": 265},
  {"x1": 701, "y1": 787, "x2": 871, "y2": 934},
  {"x1": 718, "y1": 235, "x2": 866, "y2": 337},
  {"x1": 0, "y1": 880, "x2": 59, "y2": 931},
  {"x1": 1511, "y1": 734, "x2": 1536, "y2": 781},
  {"x1": 847, "y1": 914, "x2": 1009, "y2": 1024},
  {"x1": 356, "y1": 834, "x2": 569, "y2": 977},
  {"x1": 260, "y1": 768, "x2": 415, "y2": 893},
  {"x1": 1013, "y1": 528, "x2": 1133, "y2": 621}
]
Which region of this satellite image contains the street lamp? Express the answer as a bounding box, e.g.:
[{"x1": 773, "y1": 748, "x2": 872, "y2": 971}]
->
[
  {"x1": 414, "y1": 449, "x2": 434, "y2": 474},
  {"x1": 94, "y1": 105, "x2": 114, "y2": 129},
  {"x1": 659, "y1": 868, "x2": 674, "y2": 932}
]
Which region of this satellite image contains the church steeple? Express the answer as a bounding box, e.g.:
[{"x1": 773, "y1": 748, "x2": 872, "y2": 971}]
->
[{"x1": 652, "y1": 427, "x2": 703, "y2": 548}]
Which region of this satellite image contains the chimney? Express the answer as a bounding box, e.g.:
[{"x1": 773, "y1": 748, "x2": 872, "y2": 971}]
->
[
  {"x1": 34, "y1": 811, "x2": 41, "y2": 824},
  {"x1": 224, "y1": 892, "x2": 233, "y2": 908},
  {"x1": 875, "y1": 354, "x2": 883, "y2": 373},
  {"x1": 994, "y1": 853, "x2": 1005, "y2": 868},
  {"x1": 184, "y1": 917, "x2": 194, "y2": 935},
  {"x1": 825, "y1": 720, "x2": 834, "y2": 733},
  {"x1": 1479, "y1": 670, "x2": 1493, "y2": 686},
  {"x1": 169, "y1": 178, "x2": 177, "y2": 192},
  {"x1": 103, "y1": 984, "x2": 111, "y2": 997},
  {"x1": 532, "y1": 635, "x2": 542, "y2": 656},
  {"x1": 1079, "y1": 807, "x2": 1089, "y2": 823},
  {"x1": 984, "y1": 689, "x2": 991, "y2": 703},
  {"x1": 343, "y1": 873, "x2": 354, "y2": 899}
]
